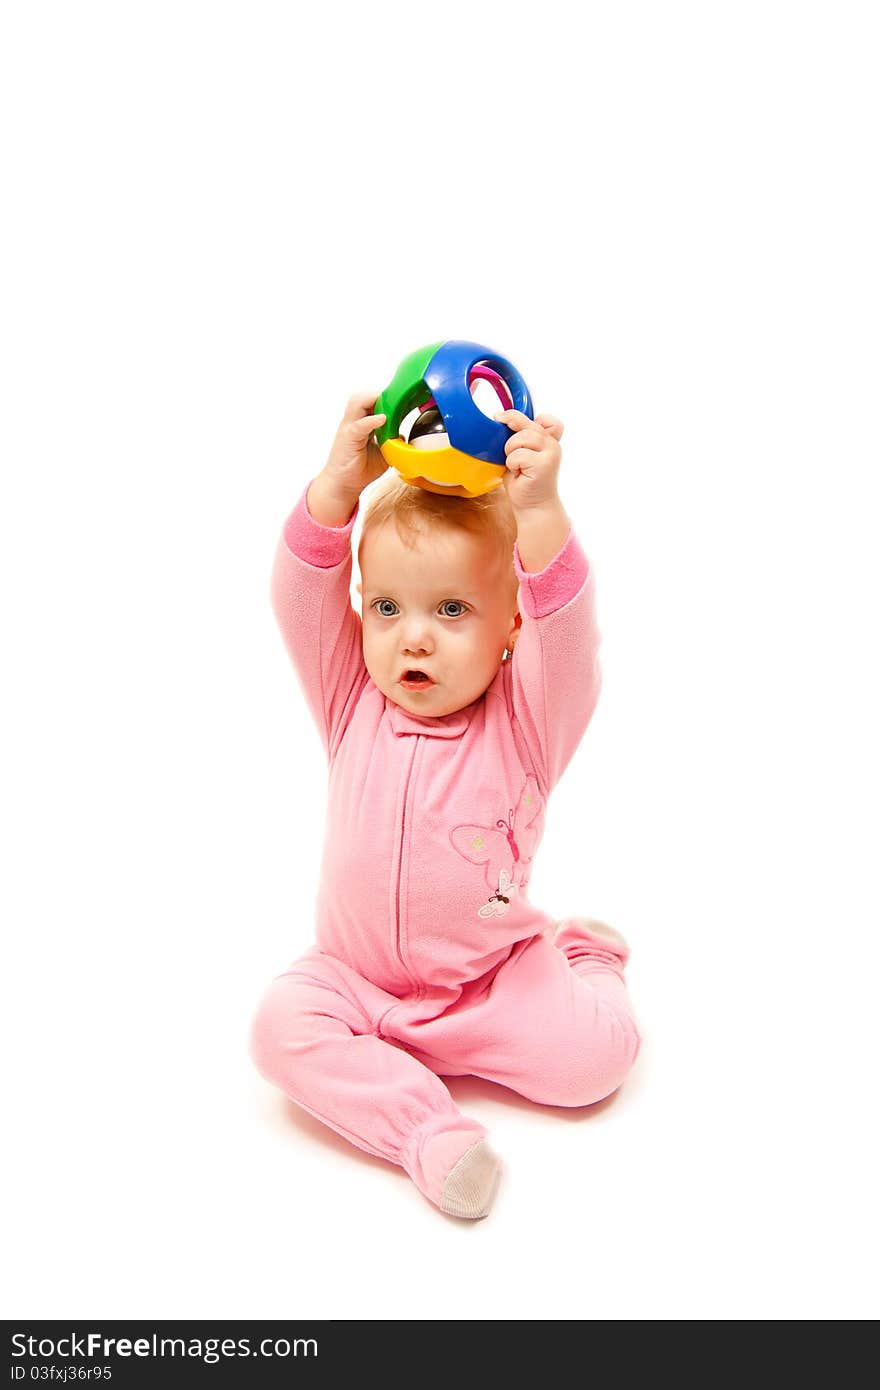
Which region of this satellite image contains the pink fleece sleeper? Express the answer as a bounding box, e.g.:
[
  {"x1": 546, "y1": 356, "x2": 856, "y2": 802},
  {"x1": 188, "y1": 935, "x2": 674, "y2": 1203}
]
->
[{"x1": 249, "y1": 478, "x2": 642, "y2": 1218}]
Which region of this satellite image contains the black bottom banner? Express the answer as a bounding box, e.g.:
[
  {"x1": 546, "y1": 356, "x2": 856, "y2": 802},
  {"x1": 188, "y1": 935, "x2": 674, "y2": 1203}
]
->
[{"x1": 3, "y1": 1321, "x2": 563, "y2": 1384}]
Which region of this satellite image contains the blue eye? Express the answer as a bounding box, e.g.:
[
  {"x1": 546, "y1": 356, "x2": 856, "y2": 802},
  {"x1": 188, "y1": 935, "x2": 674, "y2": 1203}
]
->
[{"x1": 371, "y1": 599, "x2": 468, "y2": 618}]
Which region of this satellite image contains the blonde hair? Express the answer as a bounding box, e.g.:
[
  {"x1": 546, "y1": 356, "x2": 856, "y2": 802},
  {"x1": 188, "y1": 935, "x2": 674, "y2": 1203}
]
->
[{"x1": 357, "y1": 473, "x2": 519, "y2": 607}]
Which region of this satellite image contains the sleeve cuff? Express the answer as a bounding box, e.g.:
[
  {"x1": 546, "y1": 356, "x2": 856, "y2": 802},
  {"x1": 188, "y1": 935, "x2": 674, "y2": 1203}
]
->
[
  {"x1": 513, "y1": 526, "x2": 590, "y2": 619},
  {"x1": 282, "y1": 478, "x2": 360, "y2": 568}
]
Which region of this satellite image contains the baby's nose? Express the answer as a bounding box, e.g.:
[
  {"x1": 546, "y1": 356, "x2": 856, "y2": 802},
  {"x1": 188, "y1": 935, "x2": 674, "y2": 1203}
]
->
[{"x1": 402, "y1": 626, "x2": 434, "y2": 654}]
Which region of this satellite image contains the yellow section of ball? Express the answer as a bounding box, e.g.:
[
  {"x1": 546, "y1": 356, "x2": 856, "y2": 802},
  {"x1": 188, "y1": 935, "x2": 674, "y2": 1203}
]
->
[{"x1": 379, "y1": 437, "x2": 506, "y2": 499}]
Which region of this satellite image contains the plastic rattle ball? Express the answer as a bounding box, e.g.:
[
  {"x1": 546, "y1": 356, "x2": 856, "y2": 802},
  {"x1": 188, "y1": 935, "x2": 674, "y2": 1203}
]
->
[{"x1": 374, "y1": 340, "x2": 534, "y2": 498}]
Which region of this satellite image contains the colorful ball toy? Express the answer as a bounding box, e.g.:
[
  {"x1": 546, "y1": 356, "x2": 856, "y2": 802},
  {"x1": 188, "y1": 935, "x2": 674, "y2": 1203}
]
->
[{"x1": 374, "y1": 340, "x2": 534, "y2": 498}]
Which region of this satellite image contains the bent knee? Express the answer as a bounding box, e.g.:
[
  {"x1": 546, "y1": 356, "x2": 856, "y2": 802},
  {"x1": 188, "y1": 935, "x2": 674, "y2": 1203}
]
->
[
  {"x1": 247, "y1": 987, "x2": 287, "y2": 1081},
  {"x1": 247, "y1": 979, "x2": 312, "y2": 1081},
  {"x1": 536, "y1": 1013, "x2": 642, "y2": 1108},
  {"x1": 247, "y1": 975, "x2": 351, "y2": 1084}
]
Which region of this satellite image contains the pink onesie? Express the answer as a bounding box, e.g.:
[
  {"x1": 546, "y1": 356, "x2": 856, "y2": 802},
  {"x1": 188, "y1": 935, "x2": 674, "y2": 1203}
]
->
[{"x1": 249, "y1": 478, "x2": 642, "y2": 1211}]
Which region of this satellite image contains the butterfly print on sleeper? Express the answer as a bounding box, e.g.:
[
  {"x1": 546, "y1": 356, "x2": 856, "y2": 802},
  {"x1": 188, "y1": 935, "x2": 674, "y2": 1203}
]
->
[
  {"x1": 449, "y1": 775, "x2": 544, "y2": 920},
  {"x1": 478, "y1": 868, "x2": 518, "y2": 919}
]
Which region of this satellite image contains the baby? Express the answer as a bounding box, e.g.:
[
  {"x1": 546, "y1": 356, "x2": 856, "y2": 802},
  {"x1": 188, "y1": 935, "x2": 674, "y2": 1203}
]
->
[{"x1": 249, "y1": 390, "x2": 642, "y2": 1219}]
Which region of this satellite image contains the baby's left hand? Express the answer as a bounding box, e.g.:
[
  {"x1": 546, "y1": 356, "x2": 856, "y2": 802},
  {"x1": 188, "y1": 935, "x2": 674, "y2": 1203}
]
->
[{"x1": 494, "y1": 409, "x2": 564, "y2": 512}]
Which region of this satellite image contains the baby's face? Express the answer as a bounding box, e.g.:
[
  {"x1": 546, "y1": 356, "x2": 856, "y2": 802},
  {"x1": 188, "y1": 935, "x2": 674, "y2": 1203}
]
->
[{"x1": 358, "y1": 520, "x2": 519, "y2": 718}]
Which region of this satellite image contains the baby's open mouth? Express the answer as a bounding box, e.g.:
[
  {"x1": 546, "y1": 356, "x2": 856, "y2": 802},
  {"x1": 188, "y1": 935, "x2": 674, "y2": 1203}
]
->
[{"x1": 400, "y1": 670, "x2": 435, "y2": 689}]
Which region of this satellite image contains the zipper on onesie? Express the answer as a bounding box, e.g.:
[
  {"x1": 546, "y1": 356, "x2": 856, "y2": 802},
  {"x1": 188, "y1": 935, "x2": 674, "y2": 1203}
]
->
[{"x1": 393, "y1": 735, "x2": 423, "y2": 995}]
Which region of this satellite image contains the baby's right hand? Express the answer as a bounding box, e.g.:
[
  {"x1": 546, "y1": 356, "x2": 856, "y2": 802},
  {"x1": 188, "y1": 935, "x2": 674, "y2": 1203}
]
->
[{"x1": 321, "y1": 391, "x2": 389, "y2": 500}]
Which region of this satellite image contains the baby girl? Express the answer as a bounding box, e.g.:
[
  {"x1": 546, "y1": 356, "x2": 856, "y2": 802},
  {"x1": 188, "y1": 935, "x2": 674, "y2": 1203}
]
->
[{"x1": 249, "y1": 390, "x2": 642, "y2": 1219}]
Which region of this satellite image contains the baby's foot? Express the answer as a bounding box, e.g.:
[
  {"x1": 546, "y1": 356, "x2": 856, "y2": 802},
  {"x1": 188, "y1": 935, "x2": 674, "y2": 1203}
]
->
[
  {"x1": 440, "y1": 1140, "x2": 503, "y2": 1220},
  {"x1": 554, "y1": 917, "x2": 631, "y2": 973},
  {"x1": 573, "y1": 918, "x2": 628, "y2": 949}
]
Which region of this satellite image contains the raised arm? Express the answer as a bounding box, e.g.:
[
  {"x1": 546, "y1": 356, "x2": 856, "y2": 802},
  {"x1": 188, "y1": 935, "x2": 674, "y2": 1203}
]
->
[
  {"x1": 270, "y1": 394, "x2": 389, "y2": 760},
  {"x1": 496, "y1": 409, "x2": 602, "y2": 792}
]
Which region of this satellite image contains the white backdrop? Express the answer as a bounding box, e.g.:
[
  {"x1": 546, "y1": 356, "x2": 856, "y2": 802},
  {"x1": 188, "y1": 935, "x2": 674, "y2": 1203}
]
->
[{"x1": 3, "y1": 1, "x2": 877, "y2": 1320}]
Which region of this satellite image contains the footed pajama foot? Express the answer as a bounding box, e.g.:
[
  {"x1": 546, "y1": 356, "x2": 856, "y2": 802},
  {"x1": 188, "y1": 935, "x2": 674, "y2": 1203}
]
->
[
  {"x1": 440, "y1": 1140, "x2": 503, "y2": 1220},
  {"x1": 553, "y1": 917, "x2": 631, "y2": 975}
]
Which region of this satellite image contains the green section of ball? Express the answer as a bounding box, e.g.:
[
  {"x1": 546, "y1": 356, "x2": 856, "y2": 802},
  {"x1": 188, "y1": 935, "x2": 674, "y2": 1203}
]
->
[{"x1": 374, "y1": 341, "x2": 445, "y2": 447}]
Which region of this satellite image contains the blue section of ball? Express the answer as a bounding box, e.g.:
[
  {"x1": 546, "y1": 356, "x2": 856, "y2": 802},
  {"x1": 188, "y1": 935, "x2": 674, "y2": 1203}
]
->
[{"x1": 424, "y1": 340, "x2": 533, "y2": 466}]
